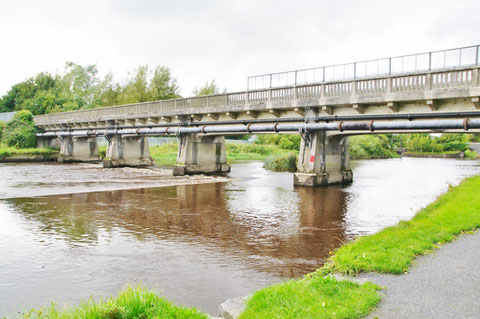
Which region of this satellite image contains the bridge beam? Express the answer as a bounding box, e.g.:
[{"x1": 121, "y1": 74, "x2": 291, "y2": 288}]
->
[
  {"x1": 58, "y1": 136, "x2": 100, "y2": 163},
  {"x1": 294, "y1": 132, "x2": 353, "y2": 187},
  {"x1": 103, "y1": 135, "x2": 153, "y2": 168},
  {"x1": 173, "y1": 134, "x2": 230, "y2": 176}
]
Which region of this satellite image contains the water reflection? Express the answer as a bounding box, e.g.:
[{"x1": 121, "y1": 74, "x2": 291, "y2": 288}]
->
[{"x1": 10, "y1": 182, "x2": 348, "y2": 277}]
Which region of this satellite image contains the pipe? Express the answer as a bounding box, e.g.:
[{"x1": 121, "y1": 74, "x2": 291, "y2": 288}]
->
[
  {"x1": 36, "y1": 118, "x2": 480, "y2": 137},
  {"x1": 38, "y1": 111, "x2": 480, "y2": 132}
]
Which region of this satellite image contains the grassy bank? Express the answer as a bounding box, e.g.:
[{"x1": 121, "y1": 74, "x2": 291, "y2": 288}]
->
[
  {"x1": 144, "y1": 142, "x2": 288, "y2": 166},
  {"x1": 240, "y1": 175, "x2": 480, "y2": 318},
  {"x1": 317, "y1": 175, "x2": 480, "y2": 275},
  {"x1": 23, "y1": 286, "x2": 208, "y2": 319},
  {"x1": 0, "y1": 145, "x2": 58, "y2": 160}
]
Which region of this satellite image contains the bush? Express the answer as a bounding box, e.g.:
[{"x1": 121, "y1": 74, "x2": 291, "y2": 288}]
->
[
  {"x1": 255, "y1": 134, "x2": 301, "y2": 151},
  {"x1": 0, "y1": 121, "x2": 5, "y2": 140},
  {"x1": 349, "y1": 135, "x2": 398, "y2": 159},
  {"x1": 3, "y1": 110, "x2": 37, "y2": 148},
  {"x1": 264, "y1": 152, "x2": 298, "y2": 172},
  {"x1": 443, "y1": 142, "x2": 467, "y2": 152}
]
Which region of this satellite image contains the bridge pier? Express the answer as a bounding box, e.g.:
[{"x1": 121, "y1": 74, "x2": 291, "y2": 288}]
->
[
  {"x1": 294, "y1": 132, "x2": 353, "y2": 187},
  {"x1": 173, "y1": 134, "x2": 230, "y2": 175},
  {"x1": 37, "y1": 136, "x2": 60, "y2": 149},
  {"x1": 103, "y1": 135, "x2": 153, "y2": 168},
  {"x1": 58, "y1": 136, "x2": 100, "y2": 163}
]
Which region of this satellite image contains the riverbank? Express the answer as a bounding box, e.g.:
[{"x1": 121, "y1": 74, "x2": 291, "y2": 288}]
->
[
  {"x1": 0, "y1": 146, "x2": 58, "y2": 162},
  {"x1": 403, "y1": 151, "x2": 464, "y2": 158},
  {"x1": 235, "y1": 175, "x2": 480, "y2": 318}
]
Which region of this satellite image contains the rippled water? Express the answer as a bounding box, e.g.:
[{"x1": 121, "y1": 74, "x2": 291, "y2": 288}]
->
[{"x1": 0, "y1": 158, "x2": 479, "y2": 315}]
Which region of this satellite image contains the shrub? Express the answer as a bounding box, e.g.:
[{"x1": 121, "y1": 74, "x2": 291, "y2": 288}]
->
[
  {"x1": 0, "y1": 120, "x2": 5, "y2": 140},
  {"x1": 3, "y1": 110, "x2": 37, "y2": 148},
  {"x1": 349, "y1": 135, "x2": 398, "y2": 159},
  {"x1": 264, "y1": 152, "x2": 298, "y2": 172},
  {"x1": 255, "y1": 134, "x2": 301, "y2": 151}
]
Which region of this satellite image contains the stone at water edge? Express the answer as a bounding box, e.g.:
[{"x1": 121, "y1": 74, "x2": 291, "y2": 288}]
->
[{"x1": 218, "y1": 295, "x2": 250, "y2": 319}]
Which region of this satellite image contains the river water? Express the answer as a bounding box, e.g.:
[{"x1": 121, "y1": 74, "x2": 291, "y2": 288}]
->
[{"x1": 0, "y1": 158, "x2": 479, "y2": 316}]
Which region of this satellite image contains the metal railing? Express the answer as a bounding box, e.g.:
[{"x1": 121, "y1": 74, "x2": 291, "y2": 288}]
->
[{"x1": 247, "y1": 45, "x2": 480, "y2": 90}]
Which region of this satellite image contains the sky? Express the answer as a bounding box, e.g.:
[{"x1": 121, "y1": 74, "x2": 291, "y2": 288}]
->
[{"x1": 0, "y1": 0, "x2": 478, "y2": 97}]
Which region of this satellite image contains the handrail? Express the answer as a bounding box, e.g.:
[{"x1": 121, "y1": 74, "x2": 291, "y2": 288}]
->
[{"x1": 247, "y1": 44, "x2": 480, "y2": 90}]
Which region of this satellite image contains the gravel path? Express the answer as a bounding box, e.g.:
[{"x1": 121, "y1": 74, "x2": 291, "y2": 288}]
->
[{"x1": 343, "y1": 231, "x2": 480, "y2": 319}]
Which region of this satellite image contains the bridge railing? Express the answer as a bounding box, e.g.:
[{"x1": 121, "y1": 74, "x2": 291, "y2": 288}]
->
[
  {"x1": 247, "y1": 45, "x2": 480, "y2": 90},
  {"x1": 34, "y1": 66, "x2": 479, "y2": 126}
]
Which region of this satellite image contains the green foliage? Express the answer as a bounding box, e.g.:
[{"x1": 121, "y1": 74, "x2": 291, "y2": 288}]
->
[
  {"x1": 23, "y1": 286, "x2": 208, "y2": 319},
  {"x1": 464, "y1": 150, "x2": 479, "y2": 159},
  {"x1": 2, "y1": 110, "x2": 37, "y2": 148},
  {"x1": 349, "y1": 135, "x2": 399, "y2": 159},
  {"x1": 0, "y1": 121, "x2": 5, "y2": 140},
  {"x1": 240, "y1": 276, "x2": 380, "y2": 319},
  {"x1": 316, "y1": 176, "x2": 480, "y2": 275},
  {"x1": 255, "y1": 134, "x2": 301, "y2": 151},
  {"x1": 0, "y1": 63, "x2": 181, "y2": 114},
  {"x1": 193, "y1": 79, "x2": 223, "y2": 96},
  {"x1": 264, "y1": 152, "x2": 298, "y2": 172}
]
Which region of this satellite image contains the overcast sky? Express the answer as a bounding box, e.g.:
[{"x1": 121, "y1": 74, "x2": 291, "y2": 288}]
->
[{"x1": 0, "y1": 0, "x2": 478, "y2": 97}]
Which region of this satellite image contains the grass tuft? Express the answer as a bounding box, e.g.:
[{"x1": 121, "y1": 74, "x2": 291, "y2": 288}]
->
[{"x1": 22, "y1": 286, "x2": 208, "y2": 319}]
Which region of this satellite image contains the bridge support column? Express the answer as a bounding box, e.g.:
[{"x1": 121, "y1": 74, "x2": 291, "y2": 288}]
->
[
  {"x1": 173, "y1": 134, "x2": 230, "y2": 175},
  {"x1": 58, "y1": 136, "x2": 100, "y2": 163},
  {"x1": 103, "y1": 135, "x2": 153, "y2": 168},
  {"x1": 294, "y1": 132, "x2": 353, "y2": 187},
  {"x1": 37, "y1": 136, "x2": 60, "y2": 149}
]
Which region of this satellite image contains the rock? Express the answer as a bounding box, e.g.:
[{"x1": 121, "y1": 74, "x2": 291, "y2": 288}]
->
[{"x1": 217, "y1": 295, "x2": 250, "y2": 319}]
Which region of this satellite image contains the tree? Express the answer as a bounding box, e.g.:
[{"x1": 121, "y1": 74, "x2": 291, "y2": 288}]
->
[
  {"x1": 2, "y1": 110, "x2": 37, "y2": 148},
  {"x1": 148, "y1": 66, "x2": 180, "y2": 100},
  {"x1": 193, "y1": 79, "x2": 223, "y2": 96}
]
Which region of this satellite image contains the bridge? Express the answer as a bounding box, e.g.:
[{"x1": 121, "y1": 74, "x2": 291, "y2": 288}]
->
[{"x1": 35, "y1": 45, "x2": 480, "y2": 186}]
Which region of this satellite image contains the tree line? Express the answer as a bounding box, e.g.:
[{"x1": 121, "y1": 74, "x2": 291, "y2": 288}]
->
[{"x1": 0, "y1": 62, "x2": 221, "y2": 115}]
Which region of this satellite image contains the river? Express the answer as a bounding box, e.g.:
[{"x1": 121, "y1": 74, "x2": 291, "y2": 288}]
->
[{"x1": 0, "y1": 158, "x2": 479, "y2": 316}]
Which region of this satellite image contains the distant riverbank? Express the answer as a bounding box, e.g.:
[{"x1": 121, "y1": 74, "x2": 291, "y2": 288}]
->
[{"x1": 0, "y1": 146, "x2": 58, "y2": 163}]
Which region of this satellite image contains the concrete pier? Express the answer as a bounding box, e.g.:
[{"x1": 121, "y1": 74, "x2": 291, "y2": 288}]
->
[
  {"x1": 103, "y1": 135, "x2": 153, "y2": 168},
  {"x1": 294, "y1": 132, "x2": 353, "y2": 186},
  {"x1": 173, "y1": 134, "x2": 230, "y2": 175},
  {"x1": 37, "y1": 136, "x2": 60, "y2": 149},
  {"x1": 58, "y1": 136, "x2": 100, "y2": 163}
]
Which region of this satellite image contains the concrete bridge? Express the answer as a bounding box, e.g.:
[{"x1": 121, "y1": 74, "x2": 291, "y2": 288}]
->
[{"x1": 35, "y1": 45, "x2": 480, "y2": 186}]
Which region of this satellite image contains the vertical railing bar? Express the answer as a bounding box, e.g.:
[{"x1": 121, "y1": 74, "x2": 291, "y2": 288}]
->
[{"x1": 429, "y1": 52, "x2": 432, "y2": 71}]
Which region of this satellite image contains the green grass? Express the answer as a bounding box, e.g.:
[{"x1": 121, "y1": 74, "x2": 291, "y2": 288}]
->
[
  {"x1": 0, "y1": 145, "x2": 58, "y2": 160},
  {"x1": 315, "y1": 175, "x2": 480, "y2": 275},
  {"x1": 22, "y1": 286, "x2": 208, "y2": 319},
  {"x1": 146, "y1": 142, "x2": 288, "y2": 166},
  {"x1": 263, "y1": 152, "x2": 298, "y2": 172},
  {"x1": 240, "y1": 276, "x2": 380, "y2": 319}
]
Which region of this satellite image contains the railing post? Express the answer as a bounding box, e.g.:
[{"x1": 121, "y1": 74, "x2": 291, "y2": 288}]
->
[
  {"x1": 426, "y1": 73, "x2": 433, "y2": 90},
  {"x1": 354, "y1": 62, "x2": 356, "y2": 79},
  {"x1": 476, "y1": 45, "x2": 479, "y2": 65},
  {"x1": 389, "y1": 58, "x2": 392, "y2": 75},
  {"x1": 269, "y1": 74, "x2": 272, "y2": 89},
  {"x1": 386, "y1": 77, "x2": 392, "y2": 93},
  {"x1": 429, "y1": 52, "x2": 432, "y2": 71}
]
